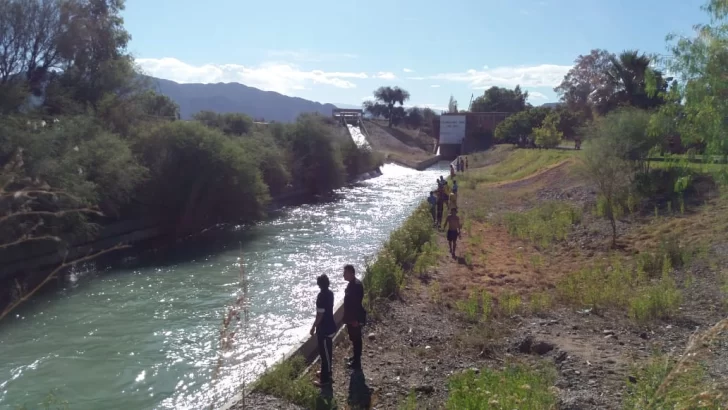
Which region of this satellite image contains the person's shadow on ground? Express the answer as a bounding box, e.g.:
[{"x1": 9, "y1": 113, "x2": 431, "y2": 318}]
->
[
  {"x1": 315, "y1": 383, "x2": 336, "y2": 410},
  {"x1": 313, "y1": 369, "x2": 372, "y2": 410},
  {"x1": 347, "y1": 369, "x2": 372, "y2": 410}
]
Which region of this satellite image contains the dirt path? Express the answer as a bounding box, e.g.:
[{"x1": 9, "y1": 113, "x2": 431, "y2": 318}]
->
[
  {"x1": 246, "y1": 150, "x2": 728, "y2": 409},
  {"x1": 320, "y1": 157, "x2": 728, "y2": 409}
]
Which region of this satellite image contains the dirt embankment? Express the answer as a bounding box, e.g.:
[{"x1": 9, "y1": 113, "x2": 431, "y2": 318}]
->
[
  {"x1": 362, "y1": 120, "x2": 437, "y2": 169},
  {"x1": 247, "y1": 146, "x2": 728, "y2": 409}
]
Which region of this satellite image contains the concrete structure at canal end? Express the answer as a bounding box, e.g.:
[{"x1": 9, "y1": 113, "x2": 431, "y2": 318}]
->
[{"x1": 436, "y1": 112, "x2": 511, "y2": 160}]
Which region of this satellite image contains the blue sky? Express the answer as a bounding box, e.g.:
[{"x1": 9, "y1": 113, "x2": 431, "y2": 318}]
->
[{"x1": 125, "y1": 0, "x2": 707, "y2": 110}]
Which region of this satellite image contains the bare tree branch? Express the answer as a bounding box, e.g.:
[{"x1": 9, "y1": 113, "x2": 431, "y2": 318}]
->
[
  {"x1": 0, "y1": 208, "x2": 103, "y2": 225},
  {"x1": 0, "y1": 242, "x2": 129, "y2": 322},
  {"x1": 0, "y1": 234, "x2": 60, "y2": 250}
]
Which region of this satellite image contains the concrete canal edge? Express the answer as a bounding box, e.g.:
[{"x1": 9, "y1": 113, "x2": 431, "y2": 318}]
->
[
  {"x1": 386, "y1": 155, "x2": 442, "y2": 171},
  {"x1": 218, "y1": 299, "x2": 349, "y2": 410},
  {"x1": 218, "y1": 160, "x2": 443, "y2": 410}
]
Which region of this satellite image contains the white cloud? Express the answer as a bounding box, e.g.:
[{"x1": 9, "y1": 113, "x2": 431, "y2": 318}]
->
[
  {"x1": 403, "y1": 68, "x2": 414, "y2": 73},
  {"x1": 266, "y1": 49, "x2": 358, "y2": 62},
  {"x1": 413, "y1": 64, "x2": 571, "y2": 89},
  {"x1": 529, "y1": 91, "x2": 548, "y2": 100},
  {"x1": 136, "y1": 57, "x2": 368, "y2": 95},
  {"x1": 430, "y1": 85, "x2": 441, "y2": 88},
  {"x1": 376, "y1": 71, "x2": 397, "y2": 80}
]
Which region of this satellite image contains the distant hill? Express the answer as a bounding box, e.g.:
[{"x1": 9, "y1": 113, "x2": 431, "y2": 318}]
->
[
  {"x1": 147, "y1": 76, "x2": 340, "y2": 122},
  {"x1": 540, "y1": 102, "x2": 563, "y2": 109}
]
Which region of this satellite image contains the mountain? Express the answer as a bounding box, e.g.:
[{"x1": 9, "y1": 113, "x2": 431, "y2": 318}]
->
[
  {"x1": 540, "y1": 102, "x2": 563, "y2": 109},
  {"x1": 148, "y1": 76, "x2": 339, "y2": 122}
]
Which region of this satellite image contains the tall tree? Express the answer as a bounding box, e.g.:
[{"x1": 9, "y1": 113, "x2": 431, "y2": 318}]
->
[
  {"x1": 0, "y1": 0, "x2": 69, "y2": 91},
  {"x1": 448, "y1": 95, "x2": 458, "y2": 113},
  {"x1": 601, "y1": 50, "x2": 667, "y2": 112},
  {"x1": 554, "y1": 49, "x2": 614, "y2": 118},
  {"x1": 470, "y1": 86, "x2": 529, "y2": 113},
  {"x1": 649, "y1": 0, "x2": 728, "y2": 156},
  {"x1": 362, "y1": 86, "x2": 410, "y2": 127}
]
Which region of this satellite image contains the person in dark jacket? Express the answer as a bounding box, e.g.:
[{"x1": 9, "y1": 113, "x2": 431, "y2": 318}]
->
[
  {"x1": 311, "y1": 274, "x2": 336, "y2": 386},
  {"x1": 343, "y1": 264, "x2": 364, "y2": 370},
  {"x1": 427, "y1": 191, "x2": 437, "y2": 225}
]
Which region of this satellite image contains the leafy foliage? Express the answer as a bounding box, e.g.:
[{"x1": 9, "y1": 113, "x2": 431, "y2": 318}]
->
[
  {"x1": 555, "y1": 49, "x2": 667, "y2": 117},
  {"x1": 582, "y1": 110, "x2": 642, "y2": 245},
  {"x1": 363, "y1": 86, "x2": 410, "y2": 127},
  {"x1": 649, "y1": 0, "x2": 728, "y2": 156},
  {"x1": 0, "y1": 0, "x2": 385, "y2": 316},
  {"x1": 533, "y1": 113, "x2": 563, "y2": 148},
  {"x1": 471, "y1": 85, "x2": 529, "y2": 113},
  {"x1": 493, "y1": 107, "x2": 550, "y2": 144}
]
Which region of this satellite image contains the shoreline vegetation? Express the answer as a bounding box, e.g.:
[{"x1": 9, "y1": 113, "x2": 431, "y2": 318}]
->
[
  {"x1": 242, "y1": 141, "x2": 728, "y2": 410},
  {"x1": 244, "y1": 202, "x2": 440, "y2": 409}
]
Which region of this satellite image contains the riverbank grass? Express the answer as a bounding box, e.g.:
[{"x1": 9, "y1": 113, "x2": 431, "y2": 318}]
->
[
  {"x1": 253, "y1": 355, "x2": 324, "y2": 409},
  {"x1": 363, "y1": 203, "x2": 436, "y2": 305}
]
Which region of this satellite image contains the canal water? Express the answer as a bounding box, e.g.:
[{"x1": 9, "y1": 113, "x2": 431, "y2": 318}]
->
[{"x1": 0, "y1": 162, "x2": 449, "y2": 410}]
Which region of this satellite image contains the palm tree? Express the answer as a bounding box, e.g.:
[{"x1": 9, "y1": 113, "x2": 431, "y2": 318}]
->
[
  {"x1": 601, "y1": 50, "x2": 665, "y2": 112},
  {"x1": 373, "y1": 86, "x2": 410, "y2": 127}
]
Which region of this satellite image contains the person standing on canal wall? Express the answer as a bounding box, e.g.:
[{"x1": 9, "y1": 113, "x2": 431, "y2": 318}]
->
[
  {"x1": 311, "y1": 274, "x2": 336, "y2": 387},
  {"x1": 343, "y1": 264, "x2": 365, "y2": 370}
]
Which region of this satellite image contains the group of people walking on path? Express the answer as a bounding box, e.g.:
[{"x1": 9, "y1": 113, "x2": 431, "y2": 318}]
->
[
  {"x1": 310, "y1": 264, "x2": 366, "y2": 387},
  {"x1": 429, "y1": 156, "x2": 466, "y2": 258}
]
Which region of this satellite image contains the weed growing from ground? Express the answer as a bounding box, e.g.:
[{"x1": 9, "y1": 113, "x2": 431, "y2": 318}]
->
[
  {"x1": 464, "y1": 252, "x2": 473, "y2": 268},
  {"x1": 398, "y1": 392, "x2": 418, "y2": 410},
  {"x1": 254, "y1": 356, "x2": 322, "y2": 409},
  {"x1": 481, "y1": 290, "x2": 493, "y2": 320},
  {"x1": 457, "y1": 290, "x2": 480, "y2": 322},
  {"x1": 504, "y1": 201, "x2": 581, "y2": 248},
  {"x1": 446, "y1": 362, "x2": 558, "y2": 410},
  {"x1": 557, "y1": 257, "x2": 683, "y2": 322},
  {"x1": 429, "y1": 281, "x2": 442, "y2": 305},
  {"x1": 499, "y1": 291, "x2": 523, "y2": 317},
  {"x1": 528, "y1": 292, "x2": 552, "y2": 316},
  {"x1": 624, "y1": 353, "x2": 727, "y2": 409}
]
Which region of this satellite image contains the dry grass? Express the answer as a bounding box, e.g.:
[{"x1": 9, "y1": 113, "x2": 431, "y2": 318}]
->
[{"x1": 624, "y1": 319, "x2": 728, "y2": 409}]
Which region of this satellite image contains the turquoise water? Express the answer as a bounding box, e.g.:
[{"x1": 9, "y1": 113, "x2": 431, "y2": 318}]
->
[{"x1": 0, "y1": 162, "x2": 449, "y2": 410}]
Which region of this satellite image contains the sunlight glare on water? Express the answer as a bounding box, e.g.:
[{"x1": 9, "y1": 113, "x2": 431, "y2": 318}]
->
[{"x1": 0, "y1": 162, "x2": 450, "y2": 410}]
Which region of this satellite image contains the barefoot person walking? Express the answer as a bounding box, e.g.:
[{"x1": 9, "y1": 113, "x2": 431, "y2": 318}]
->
[
  {"x1": 443, "y1": 208, "x2": 462, "y2": 258},
  {"x1": 343, "y1": 264, "x2": 365, "y2": 370},
  {"x1": 311, "y1": 274, "x2": 336, "y2": 387}
]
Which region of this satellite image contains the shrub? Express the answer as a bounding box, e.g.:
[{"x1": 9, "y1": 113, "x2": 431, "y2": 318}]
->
[
  {"x1": 363, "y1": 203, "x2": 435, "y2": 304},
  {"x1": 135, "y1": 121, "x2": 269, "y2": 233}
]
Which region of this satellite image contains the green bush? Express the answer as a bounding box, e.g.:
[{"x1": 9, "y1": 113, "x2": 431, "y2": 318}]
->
[
  {"x1": 135, "y1": 121, "x2": 269, "y2": 232},
  {"x1": 363, "y1": 203, "x2": 435, "y2": 304}
]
